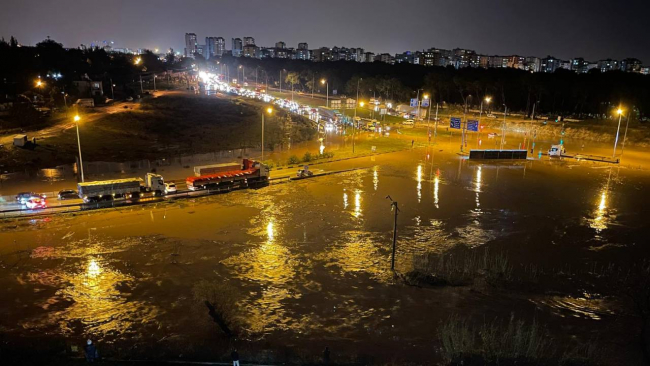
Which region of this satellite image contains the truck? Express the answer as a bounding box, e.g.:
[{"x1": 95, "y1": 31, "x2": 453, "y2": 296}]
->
[
  {"x1": 186, "y1": 159, "x2": 269, "y2": 191},
  {"x1": 194, "y1": 162, "x2": 242, "y2": 177},
  {"x1": 78, "y1": 173, "x2": 165, "y2": 202}
]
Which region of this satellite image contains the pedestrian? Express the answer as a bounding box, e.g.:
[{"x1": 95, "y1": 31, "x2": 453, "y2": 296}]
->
[
  {"x1": 411, "y1": 139, "x2": 414, "y2": 148},
  {"x1": 323, "y1": 346, "x2": 330, "y2": 365},
  {"x1": 231, "y1": 348, "x2": 240, "y2": 366},
  {"x1": 84, "y1": 339, "x2": 98, "y2": 362}
]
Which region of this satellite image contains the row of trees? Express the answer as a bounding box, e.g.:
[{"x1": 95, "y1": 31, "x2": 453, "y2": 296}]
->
[{"x1": 2, "y1": 36, "x2": 650, "y2": 121}]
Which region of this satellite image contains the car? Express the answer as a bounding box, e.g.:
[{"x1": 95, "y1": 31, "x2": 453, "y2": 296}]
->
[
  {"x1": 486, "y1": 114, "x2": 497, "y2": 118},
  {"x1": 125, "y1": 96, "x2": 134, "y2": 102},
  {"x1": 487, "y1": 132, "x2": 499, "y2": 138},
  {"x1": 16, "y1": 192, "x2": 45, "y2": 204},
  {"x1": 58, "y1": 189, "x2": 78, "y2": 200},
  {"x1": 25, "y1": 198, "x2": 47, "y2": 209},
  {"x1": 164, "y1": 182, "x2": 177, "y2": 195},
  {"x1": 402, "y1": 119, "x2": 415, "y2": 126}
]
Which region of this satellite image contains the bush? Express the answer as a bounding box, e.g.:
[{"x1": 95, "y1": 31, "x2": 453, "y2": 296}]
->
[
  {"x1": 303, "y1": 152, "x2": 312, "y2": 162},
  {"x1": 287, "y1": 155, "x2": 300, "y2": 165},
  {"x1": 319, "y1": 152, "x2": 334, "y2": 159}
]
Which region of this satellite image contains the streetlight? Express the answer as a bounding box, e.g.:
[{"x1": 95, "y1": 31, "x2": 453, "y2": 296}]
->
[
  {"x1": 500, "y1": 105, "x2": 507, "y2": 150},
  {"x1": 135, "y1": 58, "x2": 143, "y2": 94},
  {"x1": 261, "y1": 107, "x2": 273, "y2": 161},
  {"x1": 481, "y1": 96, "x2": 491, "y2": 118},
  {"x1": 35, "y1": 80, "x2": 43, "y2": 88},
  {"x1": 423, "y1": 94, "x2": 432, "y2": 144},
  {"x1": 73, "y1": 115, "x2": 85, "y2": 182},
  {"x1": 613, "y1": 108, "x2": 624, "y2": 158},
  {"x1": 321, "y1": 79, "x2": 328, "y2": 108}
]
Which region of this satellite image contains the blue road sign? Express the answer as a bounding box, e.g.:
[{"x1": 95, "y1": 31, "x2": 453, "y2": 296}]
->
[
  {"x1": 467, "y1": 120, "x2": 479, "y2": 131},
  {"x1": 421, "y1": 99, "x2": 430, "y2": 107},
  {"x1": 450, "y1": 117, "x2": 461, "y2": 129},
  {"x1": 410, "y1": 98, "x2": 418, "y2": 107}
]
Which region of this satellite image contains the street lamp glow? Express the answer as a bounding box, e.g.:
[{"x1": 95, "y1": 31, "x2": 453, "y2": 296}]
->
[
  {"x1": 35, "y1": 80, "x2": 42, "y2": 87},
  {"x1": 74, "y1": 115, "x2": 80, "y2": 122},
  {"x1": 359, "y1": 101, "x2": 365, "y2": 107},
  {"x1": 134, "y1": 57, "x2": 142, "y2": 65},
  {"x1": 617, "y1": 108, "x2": 623, "y2": 115},
  {"x1": 423, "y1": 94, "x2": 429, "y2": 99},
  {"x1": 485, "y1": 96, "x2": 492, "y2": 103},
  {"x1": 266, "y1": 107, "x2": 273, "y2": 114},
  {"x1": 320, "y1": 79, "x2": 326, "y2": 85}
]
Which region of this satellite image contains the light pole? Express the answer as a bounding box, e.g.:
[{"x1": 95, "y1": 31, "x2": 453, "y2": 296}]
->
[
  {"x1": 612, "y1": 108, "x2": 624, "y2": 158},
  {"x1": 153, "y1": 74, "x2": 156, "y2": 92},
  {"x1": 434, "y1": 103, "x2": 439, "y2": 140},
  {"x1": 110, "y1": 79, "x2": 115, "y2": 99},
  {"x1": 621, "y1": 110, "x2": 632, "y2": 158},
  {"x1": 500, "y1": 105, "x2": 507, "y2": 150},
  {"x1": 353, "y1": 78, "x2": 362, "y2": 153},
  {"x1": 424, "y1": 94, "x2": 431, "y2": 144},
  {"x1": 480, "y1": 97, "x2": 491, "y2": 146},
  {"x1": 134, "y1": 57, "x2": 143, "y2": 94},
  {"x1": 74, "y1": 115, "x2": 85, "y2": 182},
  {"x1": 279, "y1": 70, "x2": 283, "y2": 93},
  {"x1": 386, "y1": 195, "x2": 399, "y2": 271},
  {"x1": 321, "y1": 79, "x2": 328, "y2": 108},
  {"x1": 416, "y1": 89, "x2": 423, "y2": 123},
  {"x1": 262, "y1": 107, "x2": 273, "y2": 161}
]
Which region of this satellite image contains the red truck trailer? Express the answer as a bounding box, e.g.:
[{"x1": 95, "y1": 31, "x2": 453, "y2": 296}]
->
[{"x1": 186, "y1": 159, "x2": 269, "y2": 191}]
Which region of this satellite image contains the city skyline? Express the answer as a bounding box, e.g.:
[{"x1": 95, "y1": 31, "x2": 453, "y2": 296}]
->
[{"x1": 1, "y1": 0, "x2": 649, "y2": 61}]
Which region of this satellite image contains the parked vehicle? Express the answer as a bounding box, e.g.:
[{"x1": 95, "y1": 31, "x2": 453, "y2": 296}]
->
[
  {"x1": 186, "y1": 159, "x2": 269, "y2": 191},
  {"x1": 402, "y1": 119, "x2": 415, "y2": 126},
  {"x1": 78, "y1": 173, "x2": 165, "y2": 203},
  {"x1": 487, "y1": 132, "x2": 499, "y2": 138},
  {"x1": 486, "y1": 114, "x2": 497, "y2": 118},
  {"x1": 57, "y1": 189, "x2": 78, "y2": 200},
  {"x1": 548, "y1": 144, "x2": 566, "y2": 157},
  {"x1": 125, "y1": 97, "x2": 134, "y2": 102},
  {"x1": 25, "y1": 198, "x2": 47, "y2": 209},
  {"x1": 164, "y1": 182, "x2": 177, "y2": 195},
  {"x1": 16, "y1": 192, "x2": 45, "y2": 204}
]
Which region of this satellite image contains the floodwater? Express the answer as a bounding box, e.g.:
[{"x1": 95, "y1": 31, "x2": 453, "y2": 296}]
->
[{"x1": 1, "y1": 148, "x2": 649, "y2": 364}]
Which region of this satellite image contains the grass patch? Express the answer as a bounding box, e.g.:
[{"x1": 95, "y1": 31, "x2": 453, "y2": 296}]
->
[
  {"x1": 406, "y1": 247, "x2": 512, "y2": 287},
  {"x1": 439, "y1": 315, "x2": 600, "y2": 365}
]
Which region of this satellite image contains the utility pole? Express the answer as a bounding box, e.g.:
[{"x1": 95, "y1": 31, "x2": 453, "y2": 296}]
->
[
  {"x1": 434, "y1": 103, "x2": 439, "y2": 139},
  {"x1": 110, "y1": 79, "x2": 114, "y2": 99},
  {"x1": 139, "y1": 74, "x2": 143, "y2": 94},
  {"x1": 500, "y1": 105, "x2": 507, "y2": 150},
  {"x1": 620, "y1": 111, "x2": 631, "y2": 159},
  {"x1": 311, "y1": 73, "x2": 315, "y2": 99},
  {"x1": 386, "y1": 195, "x2": 399, "y2": 271},
  {"x1": 613, "y1": 108, "x2": 624, "y2": 158},
  {"x1": 353, "y1": 78, "x2": 361, "y2": 154}
]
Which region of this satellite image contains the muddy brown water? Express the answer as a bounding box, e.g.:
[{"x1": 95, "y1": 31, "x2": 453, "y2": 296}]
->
[{"x1": 1, "y1": 148, "x2": 649, "y2": 364}]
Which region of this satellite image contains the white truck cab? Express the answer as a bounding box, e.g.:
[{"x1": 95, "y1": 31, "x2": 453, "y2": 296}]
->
[{"x1": 145, "y1": 173, "x2": 165, "y2": 194}]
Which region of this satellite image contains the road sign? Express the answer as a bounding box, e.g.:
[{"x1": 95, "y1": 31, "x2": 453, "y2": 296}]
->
[
  {"x1": 410, "y1": 98, "x2": 418, "y2": 107},
  {"x1": 333, "y1": 90, "x2": 337, "y2": 95},
  {"x1": 421, "y1": 99, "x2": 430, "y2": 107},
  {"x1": 380, "y1": 108, "x2": 387, "y2": 115},
  {"x1": 450, "y1": 117, "x2": 461, "y2": 129},
  {"x1": 467, "y1": 120, "x2": 479, "y2": 132}
]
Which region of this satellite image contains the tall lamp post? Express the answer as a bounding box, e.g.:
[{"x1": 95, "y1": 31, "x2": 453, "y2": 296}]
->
[
  {"x1": 261, "y1": 107, "x2": 273, "y2": 161},
  {"x1": 353, "y1": 78, "x2": 362, "y2": 153},
  {"x1": 321, "y1": 79, "x2": 328, "y2": 108},
  {"x1": 134, "y1": 57, "x2": 143, "y2": 94},
  {"x1": 500, "y1": 105, "x2": 507, "y2": 150},
  {"x1": 612, "y1": 108, "x2": 624, "y2": 158},
  {"x1": 423, "y1": 94, "x2": 431, "y2": 144},
  {"x1": 74, "y1": 115, "x2": 85, "y2": 182}
]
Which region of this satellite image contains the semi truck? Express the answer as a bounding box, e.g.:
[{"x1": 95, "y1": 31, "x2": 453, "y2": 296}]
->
[
  {"x1": 78, "y1": 173, "x2": 165, "y2": 202},
  {"x1": 194, "y1": 162, "x2": 242, "y2": 177},
  {"x1": 186, "y1": 159, "x2": 269, "y2": 191}
]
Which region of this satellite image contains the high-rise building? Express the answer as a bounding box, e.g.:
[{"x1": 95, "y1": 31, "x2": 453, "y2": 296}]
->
[
  {"x1": 541, "y1": 56, "x2": 561, "y2": 73},
  {"x1": 216, "y1": 37, "x2": 226, "y2": 56},
  {"x1": 205, "y1": 37, "x2": 218, "y2": 59},
  {"x1": 243, "y1": 37, "x2": 255, "y2": 46},
  {"x1": 184, "y1": 33, "x2": 197, "y2": 57},
  {"x1": 597, "y1": 59, "x2": 619, "y2": 73},
  {"x1": 296, "y1": 43, "x2": 310, "y2": 60},
  {"x1": 275, "y1": 41, "x2": 286, "y2": 49},
  {"x1": 232, "y1": 38, "x2": 243, "y2": 57},
  {"x1": 621, "y1": 58, "x2": 642, "y2": 72},
  {"x1": 243, "y1": 44, "x2": 259, "y2": 58}
]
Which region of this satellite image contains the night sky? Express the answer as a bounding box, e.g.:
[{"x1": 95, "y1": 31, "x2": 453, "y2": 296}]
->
[{"x1": 2, "y1": 0, "x2": 649, "y2": 62}]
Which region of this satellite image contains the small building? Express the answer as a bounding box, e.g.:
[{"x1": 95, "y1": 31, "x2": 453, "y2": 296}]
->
[{"x1": 73, "y1": 80, "x2": 104, "y2": 97}]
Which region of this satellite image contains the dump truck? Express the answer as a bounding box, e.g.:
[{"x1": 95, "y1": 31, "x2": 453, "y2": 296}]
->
[
  {"x1": 78, "y1": 173, "x2": 165, "y2": 202},
  {"x1": 194, "y1": 162, "x2": 242, "y2": 177},
  {"x1": 186, "y1": 159, "x2": 269, "y2": 191}
]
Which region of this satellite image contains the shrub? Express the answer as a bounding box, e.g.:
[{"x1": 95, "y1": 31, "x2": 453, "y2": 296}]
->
[
  {"x1": 287, "y1": 155, "x2": 300, "y2": 165},
  {"x1": 303, "y1": 152, "x2": 312, "y2": 162}
]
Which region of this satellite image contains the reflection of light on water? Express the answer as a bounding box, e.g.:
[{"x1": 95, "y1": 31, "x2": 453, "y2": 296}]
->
[
  {"x1": 373, "y1": 168, "x2": 378, "y2": 191},
  {"x1": 343, "y1": 191, "x2": 348, "y2": 209},
  {"x1": 267, "y1": 220, "x2": 275, "y2": 242},
  {"x1": 416, "y1": 164, "x2": 422, "y2": 203},
  {"x1": 475, "y1": 166, "x2": 482, "y2": 209},
  {"x1": 591, "y1": 190, "x2": 608, "y2": 232},
  {"x1": 354, "y1": 191, "x2": 361, "y2": 218},
  {"x1": 87, "y1": 259, "x2": 102, "y2": 278},
  {"x1": 433, "y1": 176, "x2": 439, "y2": 208}
]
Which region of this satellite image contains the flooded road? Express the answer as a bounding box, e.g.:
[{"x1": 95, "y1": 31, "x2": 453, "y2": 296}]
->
[{"x1": 1, "y1": 148, "x2": 649, "y2": 364}]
